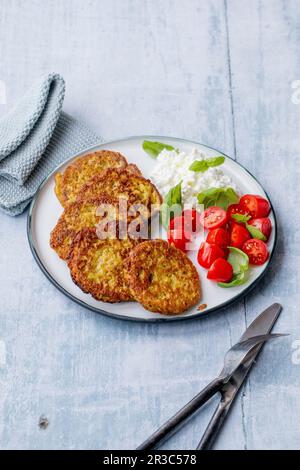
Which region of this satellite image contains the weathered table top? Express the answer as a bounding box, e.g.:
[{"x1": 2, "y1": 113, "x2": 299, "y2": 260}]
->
[{"x1": 0, "y1": 0, "x2": 299, "y2": 450}]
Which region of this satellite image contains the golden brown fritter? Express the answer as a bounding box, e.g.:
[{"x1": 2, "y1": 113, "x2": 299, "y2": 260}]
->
[
  {"x1": 50, "y1": 195, "x2": 148, "y2": 261},
  {"x1": 54, "y1": 150, "x2": 128, "y2": 207},
  {"x1": 76, "y1": 168, "x2": 162, "y2": 212},
  {"x1": 68, "y1": 227, "x2": 141, "y2": 302},
  {"x1": 126, "y1": 240, "x2": 201, "y2": 315}
]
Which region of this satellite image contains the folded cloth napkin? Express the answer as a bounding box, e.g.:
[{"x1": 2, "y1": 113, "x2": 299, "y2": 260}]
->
[{"x1": 0, "y1": 73, "x2": 100, "y2": 216}]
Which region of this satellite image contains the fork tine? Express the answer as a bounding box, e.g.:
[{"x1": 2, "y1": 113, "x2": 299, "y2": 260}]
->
[{"x1": 221, "y1": 333, "x2": 288, "y2": 378}]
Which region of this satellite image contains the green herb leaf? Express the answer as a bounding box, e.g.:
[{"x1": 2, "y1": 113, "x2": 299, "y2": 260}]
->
[
  {"x1": 197, "y1": 187, "x2": 239, "y2": 210},
  {"x1": 189, "y1": 160, "x2": 208, "y2": 172},
  {"x1": 218, "y1": 271, "x2": 248, "y2": 288},
  {"x1": 142, "y1": 140, "x2": 176, "y2": 158},
  {"x1": 189, "y1": 156, "x2": 225, "y2": 172},
  {"x1": 215, "y1": 191, "x2": 230, "y2": 210},
  {"x1": 218, "y1": 247, "x2": 249, "y2": 288},
  {"x1": 232, "y1": 213, "x2": 251, "y2": 223},
  {"x1": 225, "y1": 187, "x2": 240, "y2": 204},
  {"x1": 245, "y1": 223, "x2": 267, "y2": 241},
  {"x1": 160, "y1": 181, "x2": 183, "y2": 230},
  {"x1": 197, "y1": 187, "x2": 219, "y2": 204},
  {"x1": 227, "y1": 246, "x2": 249, "y2": 274},
  {"x1": 208, "y1": 156, "x2": 225, "y2": 167}
]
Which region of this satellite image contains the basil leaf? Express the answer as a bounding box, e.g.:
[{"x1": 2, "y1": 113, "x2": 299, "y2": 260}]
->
[
  {"x1": 218, "y1": 247, "x2": 249, "y2": 288},
  {"x1": 197, "y1": 187, "x2": 239, "y2": 210},
  {"x1": 232, "y1": 213, "x2": 251, "y2": 223},
  {"x1": 205, "y1": 198, "x2": 217, "y2": 208},
  {"x1": 207, "y1": 156, "x2": 225, "y2": 167},
  {"x1": 197, "y1": 187, "x2": 220, "y2": 204},
  {"x1": 245, "y1": 223, "x2": 267, "y2": 241},
  {"x1": 216, "y1": 192, "x2": 230, "y2": 209},
  {"x1": 160, "y1": 181, "x2": 182, "y2": 230},
  {"x1": 189, "y1": 156, "x2": 225, "y2": 172},
  {"x1": 189, "y1": 160, "x2": 208, "y2": 172},
  {"x1": 218, "y1": 271, "x2": 248, "y2": 288},
  {"x1": 142, "y1": 140, "x2": 175, "y2": 158},
  {"x1": 225, "y1": 187, "x2": 239, "y2": 205},
  {"x1": 227, "y1": 246, "x2": 249, "y2": 274}
]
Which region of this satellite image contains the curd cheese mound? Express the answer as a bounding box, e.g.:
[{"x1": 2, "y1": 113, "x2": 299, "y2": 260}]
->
[{"x1": 150, "y1": 148, "x2": 239, "y2": 207}]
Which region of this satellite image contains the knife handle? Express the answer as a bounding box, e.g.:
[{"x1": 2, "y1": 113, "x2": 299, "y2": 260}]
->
[
  {"x1": 137, "y1": 377, "x2": 223, "y2": 450},
  {"x1": 196, "y1": 396, "x2": 232, "y2": 450}
]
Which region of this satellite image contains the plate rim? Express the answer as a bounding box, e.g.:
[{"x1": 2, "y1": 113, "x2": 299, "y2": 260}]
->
[{"x1": 27, "y1": 135, "x2": 278, "y2": 323}]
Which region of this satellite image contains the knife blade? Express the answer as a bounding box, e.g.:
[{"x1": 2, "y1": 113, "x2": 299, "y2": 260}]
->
[
  {"x1": 197, "y1": 302, "x2": 283, "y2": 450},
  {"x1": 239, "y1": 302, "x2": 282, "y2": 342}
]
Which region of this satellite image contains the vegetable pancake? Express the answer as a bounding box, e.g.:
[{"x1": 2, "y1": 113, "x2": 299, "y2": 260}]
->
[
  {"x1": 76, "y1": 167, "x2": 162, "y2": 212},
  {"x1": 126, "y1": 240, "x2": 201, "y2": 314},
  {"x1": 68, "y1": 227, "x2": 142, "y2": 303},
  {"x1": 54, "y1": 150, "x2": 128, "y2": 207}
]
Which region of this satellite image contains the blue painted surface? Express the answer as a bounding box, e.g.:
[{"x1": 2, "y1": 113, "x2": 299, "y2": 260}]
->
[{"x1": 0, "y1": 0, "x2": 299, "y2": 450}]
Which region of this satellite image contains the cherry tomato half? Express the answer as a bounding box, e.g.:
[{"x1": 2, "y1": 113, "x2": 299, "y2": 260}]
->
[
  {"x1": 242, "y1": 239, "x2": 269, "y2": 265},
  {"x1": 197, "y1": 242, "x2": 225, "y2": 269},
  {"x1": 199, "y1": 206, "x2": 227, "y2": 230},
  {"x1": 247, "y1": 217, "x2": 272, "y2": 241},
  {"x1": 239, "y1": 194, "x2": 270, "y2": 218},
  {"x1": 207, "y1": 258, "x2": 233, "y2": 283},
  {"x1": 167, "y1": 228, "x2": 192, "y2": 252},
  {"x1": 182, "y1": 209, "x2": 202, "y2": 232},
  {"x1": 206, "y1": 228, "x2": 230, "y2": 250},
  {"x1": 227, "y1": 204, "x2": 250, "y2": 223},
  {"x1": 230, "y1": 222, "x2": 251, "y2": 249}
]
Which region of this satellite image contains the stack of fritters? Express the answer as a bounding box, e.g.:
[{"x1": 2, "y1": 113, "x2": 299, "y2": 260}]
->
[
  {"x1": 50, "y1": 149, "x2": 201, "y2": 313},
  {"x1": 51, "y1": 150, "x2": 162, "y2": 303}
]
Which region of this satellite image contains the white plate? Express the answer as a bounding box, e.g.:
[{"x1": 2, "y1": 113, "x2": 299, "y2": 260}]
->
[{"x1": 27, "y1": 136, "x2": 277, "y2": 322}]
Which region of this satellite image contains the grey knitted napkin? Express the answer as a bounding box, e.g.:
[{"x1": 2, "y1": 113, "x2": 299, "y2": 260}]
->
[{"x1": 0, "y1": 73, "x2": 100, "y2": 216}]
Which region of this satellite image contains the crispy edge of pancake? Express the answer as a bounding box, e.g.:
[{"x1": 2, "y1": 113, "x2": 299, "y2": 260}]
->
[
  {"x1": 54, "y1": 150, "x2": 128, "y2": 207},
  {"x1": 76, "y1": 167, "x2": 163, "y2": 210},
  {"x1": 126, "y1": 163, "x2": 142, "y2": 176},
  {"x1": 68, "y1": 227, "x2": 141, "y2": 303},
  {"x1": 125, "y1": 240, "x2": 201, "y2": 315}
]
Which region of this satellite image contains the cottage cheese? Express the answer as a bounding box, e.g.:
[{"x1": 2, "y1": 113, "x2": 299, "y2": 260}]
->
[{"x1": 150, "y1": 147, "x2": 239, "y2": 207}]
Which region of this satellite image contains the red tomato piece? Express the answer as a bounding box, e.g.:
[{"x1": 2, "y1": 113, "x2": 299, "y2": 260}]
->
[
  {"x1": 182, "y1": 209, "x2": 202, "y2": 232},
  {"x1": 207, "y1": 258, "x2": 233, "y2": 283},
  {"x1": 247, "y1": 217, "x2": 272, "y2": 241},
  {"x1": 230, "y1": 222, "x2": 251, "y2": 249},
  {"x1": 242, "y1": 239, "x2": 269, "y2": 265},
  {"x1": 239, "y1": 194, "x2": 270, "y2": 218},
  {"x1": 197, "y1": 242, "x2": 225, "y2": 269},
  {"x1": 167, "y1": 227, "x2": 192, "y2": 252},
  {"x1": 206, "y1": 228, "x2": 230, "y2": 250},
  {"x1": 227, "y1": 204, "x2": 250, "y2": 223},
  {"x1": 199, "y1": 206, "x2": 227, "y2": 230}
]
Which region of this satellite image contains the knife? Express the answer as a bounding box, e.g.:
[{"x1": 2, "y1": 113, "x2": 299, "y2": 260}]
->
[{"x1": 196, "y1": 302, "x2": 283, "y2": 449}]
